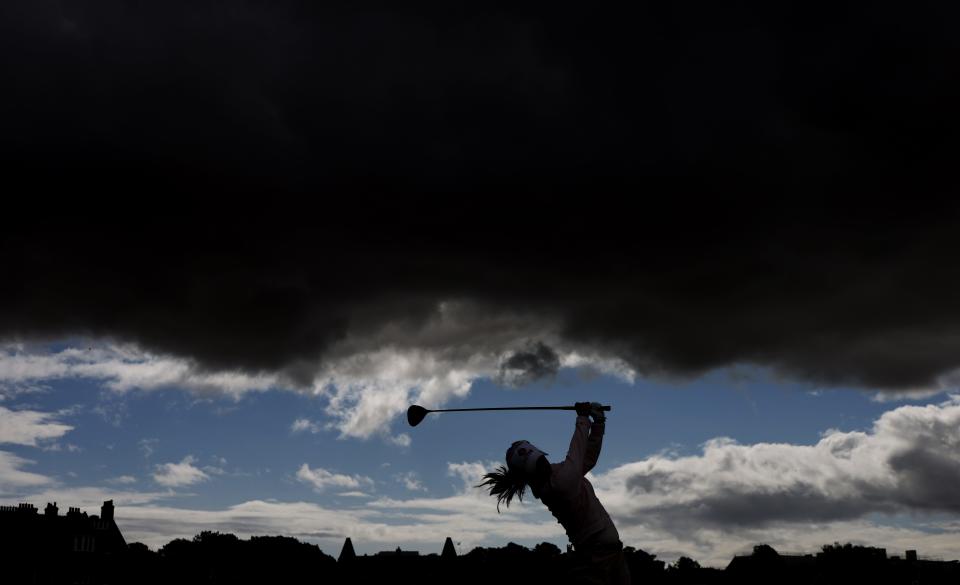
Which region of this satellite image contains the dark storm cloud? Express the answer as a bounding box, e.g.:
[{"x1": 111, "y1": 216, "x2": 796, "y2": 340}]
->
[
  {"x1": 497, "y1": 342, "x2": 561, "y2": 387},
  {"x1": 624, "y1": 488, "x2": 886, "y2": 532},
  {"x1": 3, "y1": 2, "x2": 960, "y2": 391}
]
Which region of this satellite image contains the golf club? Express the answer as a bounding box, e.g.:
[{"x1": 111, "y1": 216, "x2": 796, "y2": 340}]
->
[{"x1": 407, "y1": 404, "x2": 611, "y2": 427}]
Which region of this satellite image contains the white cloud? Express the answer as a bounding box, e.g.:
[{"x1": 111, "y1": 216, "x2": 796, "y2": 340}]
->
[
  {"x1": 0, "y1": 382, "x2": 50, "y2": 401},
  {"x1": 0, "y1": 338, "x2": 635, "y2": 445},
  {"x1": 107, "y1": 460, "x2": 564, "y2": 553},
  {"x1": 395, "y1": 471, "x2": 426, "y2": 492},
  {"x1": 2, "y1": 485, "x2": 175, "y2": 510},
  {"x1": 388, "y1": 433, "x2": 411, "y2": 448},
  {"x1": 290, "y1": 418, "x2": 321, "y2": 434},
  {"x1": 202, "y1": 457, "x2": 228, "y2": 476},
  {"x1": 870, "y1": 388, "x2": 946, "y2": 403},
  {"x1": 311, "y1": 347, "x2": 485, "y2": 442},
  {"x1": 153, "y1": 456, "x2": 210, "y2": 487},
  {"x1": 2, "y1": 486, "x2": 955, "y2": 566},
  {"x1": 0, "y1": 450, "x2": 53, "y2": 492},
  {"x1": 368, "y1": 461, "x2": 545, "y2": 519},
  {"x1": 312, "y1": 343, "x2": 633, "y2": 443},
  {"x1": 40, "y1": 442, "x2": 82, "y2": 453},
  {"x1": 0, "y1": 406, "x2": 73, "y2": 446},
  {"x1": 0, "y1": 345, "x2": 279, "y2": 397},
  {"x1": 358, "y1": 460, "x2": 565, "y2": 545},
  {"x1": 139, "y1": 438, "x2": 158, "y2": 459},
  {"x1": 589, "y1": 395, "x2": 960, "y2": 544},
  {"x1": 107, "y1": 475, "x2": 138, "y2": 485},
  {"x1": 560, "y1": 351, "x2": 637, "y2": 384},
  {"x1": 2, "y1": 455, "x2": 959, "y2": 566},
  {"x1": 295, "y1": 464, "x2": 373, "y2": 493}
]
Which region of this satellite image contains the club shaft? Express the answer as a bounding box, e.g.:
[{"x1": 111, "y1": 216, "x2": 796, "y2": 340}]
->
[{"x1": 426, "y1": 405, "x2": 610, "y2": 413}]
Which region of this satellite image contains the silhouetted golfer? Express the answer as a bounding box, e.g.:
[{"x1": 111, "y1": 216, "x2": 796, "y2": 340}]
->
[{"x1": 479, "y1": 402, "x2": 630, "y2": 585}]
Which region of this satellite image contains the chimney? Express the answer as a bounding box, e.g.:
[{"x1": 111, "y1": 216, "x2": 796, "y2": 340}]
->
[
  {"x1": 906, "y1": 550, "x2": 917, "y2": 562},
  {"x1": 45, "y1": 502, "x2": 59, "y2": 517},
  {"x1": 101, "y1": 500, "x2": 114, "y2": 522}
]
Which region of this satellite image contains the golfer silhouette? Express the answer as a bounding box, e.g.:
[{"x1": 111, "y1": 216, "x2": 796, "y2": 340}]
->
[{"x1": 479, "y1": 402, "x2": 630, "y2": 585}]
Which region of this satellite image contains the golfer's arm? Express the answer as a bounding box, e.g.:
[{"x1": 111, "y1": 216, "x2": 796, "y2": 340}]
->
[
  {"x1": 583, "y1": 419, "x2": 605, "y2": 474},
  {"x1": 561, "y1": 416, "x2": 591, "y2": 482}
]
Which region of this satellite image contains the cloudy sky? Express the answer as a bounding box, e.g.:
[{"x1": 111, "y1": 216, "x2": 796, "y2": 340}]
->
[{"x1": 3, "y1": 1, "x2": 960, "y2": 567}]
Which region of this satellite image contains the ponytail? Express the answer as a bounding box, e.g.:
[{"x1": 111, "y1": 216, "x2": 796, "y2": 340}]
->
[{"x1": 476, "y1": 465, "x2": 528, "y2": 513}]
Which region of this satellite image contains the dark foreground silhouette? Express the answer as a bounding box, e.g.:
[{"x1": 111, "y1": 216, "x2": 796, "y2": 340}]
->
[
  {"x1": 3, "y1": 501, "x2": 959, "y2": 584},
  {"x1": 480, "y1": 405, "x2": 630, "y2": 583}
]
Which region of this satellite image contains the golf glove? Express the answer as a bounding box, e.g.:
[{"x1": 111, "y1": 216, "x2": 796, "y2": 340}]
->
[
  {"x1": 575, "y1": 402, "x2": 592, "y2": 417},
  {"x1": 589, "y1": 402, "x2": 606, "y2": 423}
]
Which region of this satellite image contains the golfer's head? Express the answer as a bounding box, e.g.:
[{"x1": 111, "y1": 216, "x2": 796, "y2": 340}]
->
[{"x1": 507, "y1": 440, "x2": 547, "y2": 477}]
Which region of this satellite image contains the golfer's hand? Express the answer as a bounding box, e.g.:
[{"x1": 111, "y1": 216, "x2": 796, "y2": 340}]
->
[
  {"x1": 575, "y1": 402, "x2": 592, "y2": 417},
  {"x1": 589, "y1": 402, "x2": 607, "y2": 423}
]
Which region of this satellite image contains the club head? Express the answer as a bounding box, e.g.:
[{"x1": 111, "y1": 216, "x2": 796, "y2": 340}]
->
[{"x1": 407, "y1": 405, "x2": 430, "y2": 427}]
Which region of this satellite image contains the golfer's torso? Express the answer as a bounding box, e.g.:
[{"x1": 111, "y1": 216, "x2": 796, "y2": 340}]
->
[{"x1": 541, "y1": 464, "x2": 614, "y2": 547}]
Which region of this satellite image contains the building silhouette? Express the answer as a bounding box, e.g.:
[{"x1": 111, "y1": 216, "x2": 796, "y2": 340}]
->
[
  {"x1": 0, "y1": 500, "x2": 126, "y2": 583},
  {"x1": 335, "y1": 536, "x2": 458, "y2": 560},
  {"x1": 726, "y1": 543, "x2": 960, "y2": 585},
  {"x1": 3, "y1": 503, "x2": 959, "y2": 585},
  {"x1": 376, "y1": 545, "x2": 419, "y2": 558}
]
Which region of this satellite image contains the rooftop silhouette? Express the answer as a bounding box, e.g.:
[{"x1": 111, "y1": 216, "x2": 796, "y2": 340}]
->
[
  {"x1": 1, "y1": 500, "x2": 126, "y2": 583},
  {"x1": 2, "y1": 500, "x2": 959, "y2": 584}
]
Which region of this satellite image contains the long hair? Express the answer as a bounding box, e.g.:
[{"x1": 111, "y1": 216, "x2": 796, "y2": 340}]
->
[{"x1": 476, "y1": 464, "x2": 528, "y2": 513}]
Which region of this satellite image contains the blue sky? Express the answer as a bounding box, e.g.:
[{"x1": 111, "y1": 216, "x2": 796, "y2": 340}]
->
[{"x1": 3, "y1": 340, "x2": 957, "y2": 566}]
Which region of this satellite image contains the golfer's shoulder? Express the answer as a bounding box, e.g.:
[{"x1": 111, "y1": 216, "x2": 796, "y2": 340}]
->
[{"x1": 549, "y1": 462, "x2": 580, "y2": 490}]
